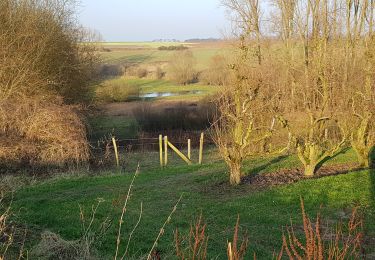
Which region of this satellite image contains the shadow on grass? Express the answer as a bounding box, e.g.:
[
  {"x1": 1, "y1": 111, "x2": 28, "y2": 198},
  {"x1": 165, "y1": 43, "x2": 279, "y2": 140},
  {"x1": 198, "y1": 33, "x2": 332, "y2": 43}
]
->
[
  {"x1": 247, "y1": 155, "x2": 289, "y2": 176},
  {"x1": 316, "y1": 147, "x2": 351, "y2": 170}
]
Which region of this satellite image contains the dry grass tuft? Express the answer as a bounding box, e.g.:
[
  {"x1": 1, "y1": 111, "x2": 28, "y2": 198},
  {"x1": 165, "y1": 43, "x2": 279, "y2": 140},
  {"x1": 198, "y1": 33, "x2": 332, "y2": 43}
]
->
[
  {"x1": 31, "y1": 231, "x2": 98, "y2": 260},
  {"x1": 0, "y1": 196, "x2": 11, "y2": 260},
  {"x1": 0, "y1": 99, "x2": 89, "y2": 169},
  {"x1": 0, "y1": 194, "x2": 25, "y2": 260},
  {"x1": 32, "y1": 198, "x2": 112, "y2": 260}
]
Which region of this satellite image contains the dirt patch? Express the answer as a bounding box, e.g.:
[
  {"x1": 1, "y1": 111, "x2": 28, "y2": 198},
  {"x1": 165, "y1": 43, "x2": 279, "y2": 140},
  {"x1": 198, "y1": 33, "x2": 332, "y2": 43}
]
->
[{"x1": 243, "y1": 163, "x2": 363, "y2": 188}]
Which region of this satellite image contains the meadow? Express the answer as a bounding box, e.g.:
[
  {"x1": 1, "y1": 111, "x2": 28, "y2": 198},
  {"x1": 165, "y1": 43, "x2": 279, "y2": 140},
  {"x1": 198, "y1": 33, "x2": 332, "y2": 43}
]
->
[{"x1": 10, "y1": 148, "x2": 375, "y2": 258}]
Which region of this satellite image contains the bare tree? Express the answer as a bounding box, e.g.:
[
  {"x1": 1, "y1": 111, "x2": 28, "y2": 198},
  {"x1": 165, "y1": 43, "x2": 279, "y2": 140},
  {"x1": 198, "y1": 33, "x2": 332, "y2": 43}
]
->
[
  {"x1": 273, "y1": 0, "x2": 298, "y2": 108},
  {"x1": 216, "y1": 0, "x2": 375, "y2": 181},
  {"x1": 277, "y1": 0, "x2": 348, "y2": 176},
  {"x1": 345, "y1": 0, "x2": 375, "y2": 168},
  {"x1": 167, "y1": 50, "x2": 197, "y2": 85},
  {"x1": 223, "y1": 0, "x2": 263, "y2": 65},
  {"x1": 212, "y1": 35, "x2": 278, "y2": 185}
]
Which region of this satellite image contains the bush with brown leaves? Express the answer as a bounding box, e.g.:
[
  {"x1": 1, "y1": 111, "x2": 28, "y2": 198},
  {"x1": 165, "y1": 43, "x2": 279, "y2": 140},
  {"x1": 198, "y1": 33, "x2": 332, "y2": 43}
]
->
[{"x1": 0, "y1": 0, "x2": 97, "y2": 171}]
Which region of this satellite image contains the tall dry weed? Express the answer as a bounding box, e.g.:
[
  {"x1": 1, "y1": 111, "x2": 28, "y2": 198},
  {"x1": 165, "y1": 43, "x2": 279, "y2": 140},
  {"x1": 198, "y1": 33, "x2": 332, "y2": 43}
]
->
[
  {"x1": 0, "y1": 196, "x2": 11, "y2": 260},
  {"x1": 175, "y1": 214, "x2": 209, "y2": 260},
  {"x1": 227, "y1": 216, "x2": 249, "y2": 260},
  {"x1": 277, "y1": 199, "x2": 363, "y2": 259}
]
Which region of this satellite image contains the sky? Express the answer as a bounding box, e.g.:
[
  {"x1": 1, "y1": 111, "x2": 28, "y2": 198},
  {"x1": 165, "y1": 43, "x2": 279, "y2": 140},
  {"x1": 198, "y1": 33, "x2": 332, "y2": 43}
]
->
[{"x1": 78, "y1": 0, "x2": 229, "y2": 42}]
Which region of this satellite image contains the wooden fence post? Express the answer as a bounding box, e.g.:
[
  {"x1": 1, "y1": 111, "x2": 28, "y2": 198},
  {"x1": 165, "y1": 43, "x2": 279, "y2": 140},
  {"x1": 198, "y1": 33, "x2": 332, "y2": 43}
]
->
[
  {"x1": 227, "y1": 242, "x2": 233, "y2": 260},
  {"x1": 188, "y1": 139, "x2": 191, "y2": 160},
  {"x1": 167, "y1": 141, "x2": 192, "y2": 165},
  {"x1": 112, "y1": 137, "x2": 120, "y2": 168},
  {"x1": 159, "y1": 135, "x2": 163, "y2": 167},
  {"x1": 199, "y1": 133, "x2": 204, "y2": 165},
  {"x1": 164, "y1": 136, "x2": 168, "y2": 166}
]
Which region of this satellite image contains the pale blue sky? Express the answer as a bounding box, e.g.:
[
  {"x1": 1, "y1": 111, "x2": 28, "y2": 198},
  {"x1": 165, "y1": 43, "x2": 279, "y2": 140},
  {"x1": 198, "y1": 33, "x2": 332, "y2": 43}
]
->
[{"x1": 78, "y1": 0, "x2": 228, "y2": 42}]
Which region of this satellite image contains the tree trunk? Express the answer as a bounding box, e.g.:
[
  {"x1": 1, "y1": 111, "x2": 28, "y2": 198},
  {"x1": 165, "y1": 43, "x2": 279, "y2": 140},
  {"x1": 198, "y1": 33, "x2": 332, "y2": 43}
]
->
[
  {"x1": 351, "y1": 115, "x2": 372, "y2": 168},
  {"x1": 370, "y1": 146, "x2": 375, "y2": 169},
  {"x1": 359, "y1": 157, "x2": 370, "y2": 168},
  {"x1": 229, "y1": 162, "x2": 242, "y2": 185},
  {"x1": 304, "y1": 163, "x2": 317, "y2": 177},
  {"x1": 298, "y1": 144, "x2": 321, "y2": 177},
  {"x1": 353, "y1": 144, "x2": 370, "y2": 168}
]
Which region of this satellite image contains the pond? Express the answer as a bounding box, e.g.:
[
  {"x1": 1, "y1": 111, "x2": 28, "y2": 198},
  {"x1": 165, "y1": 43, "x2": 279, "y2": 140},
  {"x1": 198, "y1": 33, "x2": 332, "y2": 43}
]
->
[{"x1": 139, "y1": 90, "x2": 203, "y2": 99}]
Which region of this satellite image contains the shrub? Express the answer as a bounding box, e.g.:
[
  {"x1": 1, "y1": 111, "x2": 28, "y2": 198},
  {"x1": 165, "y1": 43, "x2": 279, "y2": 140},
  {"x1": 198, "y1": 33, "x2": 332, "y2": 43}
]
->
[
  {"x1": 0, "y1": 194, "x2": 26, "y2": 259},
  {"x1": 125, "y1": 66, "x2": 149, "y2": 79},
  {"x1": 137, "y1": 68, "x2": 148, "y2": 78},
  {"x1": 95, "y1": 79, "x2": 140, "y2": 102},
  {"x1": 132, "y1": 101, "x2": 215, "y2": 132},
  {"x1": 99, "y1": 64, "x2": 125, "y2": 77},
  {"x1": 158, "y1": 45, "x2": 188, "y2": 51},
  {"x1": 167, "y1": 51, "x2": 197, "y2": 85},
  {"x1": 0, "y1": 0, "x2": 97, "y2": 170},
  {"x1": 0, "y1": 0, "x2": 98, "y2": 104},
  {"x1": 155, "y1": 67, "x2": 164, "y2": 79}
]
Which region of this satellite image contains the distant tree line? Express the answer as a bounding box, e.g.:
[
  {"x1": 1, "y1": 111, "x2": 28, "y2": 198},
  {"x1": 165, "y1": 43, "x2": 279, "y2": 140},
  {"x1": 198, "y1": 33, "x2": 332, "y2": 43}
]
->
[
  {"x1": 184, "y1": 38, "x2": 222, "y2": 43},
  {"x1": 158, "y1": 45, "x2": 189, "y2": 51}
]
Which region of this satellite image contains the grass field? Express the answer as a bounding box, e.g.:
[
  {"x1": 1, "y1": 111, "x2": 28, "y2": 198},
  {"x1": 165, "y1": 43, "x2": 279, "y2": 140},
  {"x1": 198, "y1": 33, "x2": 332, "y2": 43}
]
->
[
  {"x1": 99, "y1": 42, "x2": 228, "y2": 70},
  {"x1": 10, "y1": 148, "x2": 375, "y2": 258}
]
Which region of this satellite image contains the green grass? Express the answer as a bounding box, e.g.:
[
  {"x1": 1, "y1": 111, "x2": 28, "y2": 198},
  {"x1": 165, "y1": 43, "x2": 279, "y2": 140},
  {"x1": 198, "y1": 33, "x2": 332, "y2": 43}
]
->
[
  {"x1": 94, "y1": 78, "x2": 219, "y2": 102},
  {"x1": 10, "y1": 149, "x2": 375, "y2": 258},
  {"x1": 128, "y1": 78, "x2": 218, "y2": 97}
]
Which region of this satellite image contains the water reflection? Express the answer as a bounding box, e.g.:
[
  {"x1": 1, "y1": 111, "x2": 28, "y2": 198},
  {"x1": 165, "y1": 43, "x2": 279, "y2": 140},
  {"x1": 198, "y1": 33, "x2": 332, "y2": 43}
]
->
[{"x1": 139, "y1": 90, "x2": 203, "y2": 99}]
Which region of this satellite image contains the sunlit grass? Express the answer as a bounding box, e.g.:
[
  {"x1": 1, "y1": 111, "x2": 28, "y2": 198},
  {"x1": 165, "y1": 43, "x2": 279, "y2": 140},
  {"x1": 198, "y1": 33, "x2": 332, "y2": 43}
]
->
[
  {"x1": 95, "y1": 78, "x2": 219, "y2": 102},
  {"x1": 10, "y1": 149, "x2": 375, "y2": 258}
]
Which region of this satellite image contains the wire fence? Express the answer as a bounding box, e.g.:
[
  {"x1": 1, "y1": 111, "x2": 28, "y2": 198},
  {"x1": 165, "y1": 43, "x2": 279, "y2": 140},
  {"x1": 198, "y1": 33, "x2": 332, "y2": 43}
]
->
[
  {"x1": 88, "y1": 131, "x2": 214, "y2": 171},
  {"x1": 89, "y1": 132, "x2": 213, "y2": 153}
]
